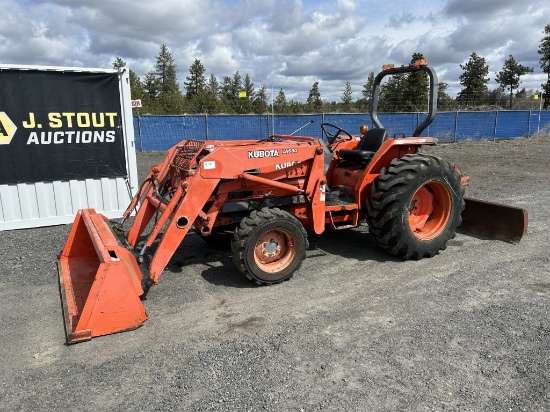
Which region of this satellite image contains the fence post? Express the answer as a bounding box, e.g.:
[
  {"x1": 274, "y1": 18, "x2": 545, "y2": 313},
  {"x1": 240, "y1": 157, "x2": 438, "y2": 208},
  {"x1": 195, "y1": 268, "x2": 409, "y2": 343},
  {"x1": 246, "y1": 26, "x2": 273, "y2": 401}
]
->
[
  {"x1": 493, "y1": 110, "x2": 499, "y2": 141},
  {"x1": 454, "y1": 111, "x2": 458, "y2": 143},
  {"x1": 137, "y1": 114, "x2": 143, "y2": 152},
  {"x1": 527, "y1": 110, "x2": 532, "y2": 137},
  {"x1": 205, "y1": 113, "x2": 209, "y2": 141}
]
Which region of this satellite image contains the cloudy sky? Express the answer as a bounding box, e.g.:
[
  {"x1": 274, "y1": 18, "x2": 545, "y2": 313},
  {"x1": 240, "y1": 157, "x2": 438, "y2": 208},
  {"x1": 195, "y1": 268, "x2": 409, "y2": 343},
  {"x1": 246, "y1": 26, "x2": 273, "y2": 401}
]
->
[{"x1": 2, "y1": 0, "x2": 549, "y2": 102}]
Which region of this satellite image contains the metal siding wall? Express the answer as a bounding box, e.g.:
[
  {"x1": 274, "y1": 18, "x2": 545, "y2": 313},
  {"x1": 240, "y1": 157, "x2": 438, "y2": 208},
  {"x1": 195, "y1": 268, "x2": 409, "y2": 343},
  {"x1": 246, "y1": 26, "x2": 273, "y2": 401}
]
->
[{"x1": 0, "y1": 178, "x2": 131, "y2": 230}]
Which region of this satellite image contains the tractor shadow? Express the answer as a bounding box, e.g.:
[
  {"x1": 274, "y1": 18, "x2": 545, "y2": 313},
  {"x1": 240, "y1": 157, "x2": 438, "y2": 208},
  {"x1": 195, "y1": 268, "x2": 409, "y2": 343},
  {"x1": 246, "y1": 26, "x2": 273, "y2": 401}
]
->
[
  {"x1": 160, "y1": 232, "x2": 254, "y2": 288},
  {"x1": 147, "y1": 226, "x2": 401, "y2": 289},
  {"x1": 200, "y1": 261, "x2": 254, "y2": 289},
  {"x1": 306, "y1": 225, "x2": 403, "y2": 264}
]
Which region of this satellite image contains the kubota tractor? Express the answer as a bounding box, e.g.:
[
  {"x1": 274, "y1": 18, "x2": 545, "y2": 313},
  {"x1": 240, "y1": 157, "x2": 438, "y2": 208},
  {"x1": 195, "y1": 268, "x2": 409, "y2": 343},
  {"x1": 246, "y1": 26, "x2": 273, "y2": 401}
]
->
[{"x1": 58, "y1": 60, "x2": 527, "y2": 343}]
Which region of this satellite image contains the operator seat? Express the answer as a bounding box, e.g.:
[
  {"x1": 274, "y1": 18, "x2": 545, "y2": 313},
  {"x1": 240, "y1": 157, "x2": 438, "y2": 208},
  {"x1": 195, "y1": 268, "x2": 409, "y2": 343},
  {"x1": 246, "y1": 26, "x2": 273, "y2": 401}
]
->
[{"x1": 337, "y1": 128, "x2": 388, "y2": 165}]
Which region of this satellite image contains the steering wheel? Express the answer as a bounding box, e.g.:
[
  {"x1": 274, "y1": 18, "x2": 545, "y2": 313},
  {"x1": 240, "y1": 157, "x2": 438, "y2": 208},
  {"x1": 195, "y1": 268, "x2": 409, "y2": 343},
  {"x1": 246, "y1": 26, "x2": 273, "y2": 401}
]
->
[{"x1": 321, "y1": 122, "x2": 354, "y2": 144}]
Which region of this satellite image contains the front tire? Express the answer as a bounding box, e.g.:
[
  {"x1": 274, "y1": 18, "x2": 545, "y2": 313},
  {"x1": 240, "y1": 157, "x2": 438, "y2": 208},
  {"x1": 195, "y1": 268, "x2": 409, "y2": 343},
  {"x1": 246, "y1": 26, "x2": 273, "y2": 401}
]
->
[
  {"x1": 366, "y1": 154, "x2": 465, "y2": 259},
  {"x1": 231, "y1": 208, "x2": 308, "y2": 285}
]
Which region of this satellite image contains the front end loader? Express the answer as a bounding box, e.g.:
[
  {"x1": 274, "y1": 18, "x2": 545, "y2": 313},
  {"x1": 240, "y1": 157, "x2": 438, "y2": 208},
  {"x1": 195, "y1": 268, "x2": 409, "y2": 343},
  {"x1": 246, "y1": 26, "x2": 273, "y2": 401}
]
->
[{"x1": 58, "y1": 60, "x2": 527, "y2": 343}]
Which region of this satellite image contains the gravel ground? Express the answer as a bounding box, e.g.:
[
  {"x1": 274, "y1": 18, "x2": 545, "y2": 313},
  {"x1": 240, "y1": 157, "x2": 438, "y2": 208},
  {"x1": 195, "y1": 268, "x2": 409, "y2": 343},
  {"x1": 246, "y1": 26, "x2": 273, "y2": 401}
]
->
[{"x1": 0, "y1": 135, "x2": 549, "y2": 411}]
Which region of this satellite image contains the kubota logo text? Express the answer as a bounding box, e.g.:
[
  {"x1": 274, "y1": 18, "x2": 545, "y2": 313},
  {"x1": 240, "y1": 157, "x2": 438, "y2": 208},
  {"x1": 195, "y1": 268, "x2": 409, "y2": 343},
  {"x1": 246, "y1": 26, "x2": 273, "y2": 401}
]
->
[
  {"x1": 248, "y1": 149, "x2": 279, "y2": 159},
  {"x1": 275, "y1": 161, "x2": 300, "y2": 170}
]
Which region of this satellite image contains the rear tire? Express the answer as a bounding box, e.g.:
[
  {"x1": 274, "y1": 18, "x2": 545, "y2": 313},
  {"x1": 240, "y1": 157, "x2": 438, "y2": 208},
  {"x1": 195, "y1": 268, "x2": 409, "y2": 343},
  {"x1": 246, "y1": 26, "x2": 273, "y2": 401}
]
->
[
  {"x1": 366, "y1": 154, "x2": 465, "y2": 259},
  {"x1": 232, "y1": 207, "x2": 308, "y2": 285}
]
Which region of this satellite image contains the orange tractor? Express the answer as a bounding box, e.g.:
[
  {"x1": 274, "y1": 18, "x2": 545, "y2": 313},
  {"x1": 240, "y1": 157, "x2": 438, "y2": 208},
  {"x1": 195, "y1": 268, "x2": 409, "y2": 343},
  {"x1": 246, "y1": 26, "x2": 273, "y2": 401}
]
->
[{"x1": 58, "y1": 61, "x2": 527, "y2": 343}]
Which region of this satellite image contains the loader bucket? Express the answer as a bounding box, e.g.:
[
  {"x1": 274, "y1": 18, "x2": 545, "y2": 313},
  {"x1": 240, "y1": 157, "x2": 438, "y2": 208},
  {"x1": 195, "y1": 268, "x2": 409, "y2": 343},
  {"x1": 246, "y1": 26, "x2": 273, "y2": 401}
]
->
[
  {"x1": 459, "y1": 197, "x2": 528, "y2": 244},
  {"x1": 58, "y1": 209, "x2": 147, "y2": 344}
]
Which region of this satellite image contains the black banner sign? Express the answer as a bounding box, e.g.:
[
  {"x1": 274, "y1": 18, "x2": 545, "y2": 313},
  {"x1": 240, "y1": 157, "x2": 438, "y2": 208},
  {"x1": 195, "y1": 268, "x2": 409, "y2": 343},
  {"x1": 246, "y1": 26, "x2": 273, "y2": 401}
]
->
[{"x1": 0, "y1": 69, "x2": 127, "y2": 185}]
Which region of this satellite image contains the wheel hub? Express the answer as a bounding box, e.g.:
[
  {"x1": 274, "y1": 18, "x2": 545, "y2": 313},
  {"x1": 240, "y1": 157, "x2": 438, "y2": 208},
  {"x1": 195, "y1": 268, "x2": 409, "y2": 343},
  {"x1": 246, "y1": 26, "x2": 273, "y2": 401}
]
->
[
  {"x1": 408, "y1": 181, "x2": 452, "y2": 240},
  {"x1": 253, "y1": 229, "x2": 296, "y2": 273},
  {"x1": 262, "y1": 239, "x2": 282, "y2": 258},
  {"x1": 409, "y1": 186, "x2": 434, "y2": 232}
]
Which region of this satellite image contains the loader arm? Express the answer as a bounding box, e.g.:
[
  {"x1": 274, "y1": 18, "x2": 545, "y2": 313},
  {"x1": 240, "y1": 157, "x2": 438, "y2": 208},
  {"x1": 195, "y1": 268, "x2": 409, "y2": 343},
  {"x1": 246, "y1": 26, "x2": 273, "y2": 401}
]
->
[{"x1": 144, "y1": 176, "x2": 221, "y2": 284}]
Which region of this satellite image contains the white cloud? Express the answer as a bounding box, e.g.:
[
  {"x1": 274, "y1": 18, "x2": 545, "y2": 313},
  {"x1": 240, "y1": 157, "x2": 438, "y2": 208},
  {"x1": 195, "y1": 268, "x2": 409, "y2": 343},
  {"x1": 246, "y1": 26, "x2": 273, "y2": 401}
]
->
[{"x1": 1, "y1": 0, "x2": 549, "y2": 100}]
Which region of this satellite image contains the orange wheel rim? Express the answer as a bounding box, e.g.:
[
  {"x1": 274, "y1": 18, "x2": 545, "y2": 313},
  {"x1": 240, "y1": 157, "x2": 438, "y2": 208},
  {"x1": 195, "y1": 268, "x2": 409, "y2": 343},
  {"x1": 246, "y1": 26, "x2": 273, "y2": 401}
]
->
[
  {"x1": 254, "y1": 229, "x2": 296, "y2": 273},
  {"x1": 408, "y1": 181, "x2": 452, "y2": 240}
]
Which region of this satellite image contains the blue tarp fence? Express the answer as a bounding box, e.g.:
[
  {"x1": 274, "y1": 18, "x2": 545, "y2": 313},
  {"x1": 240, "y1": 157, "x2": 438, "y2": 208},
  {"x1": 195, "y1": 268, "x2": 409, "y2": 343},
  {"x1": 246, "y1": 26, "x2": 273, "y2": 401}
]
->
[{"x1": 133, "y1": 111, "x2": 550, "y2": 152}]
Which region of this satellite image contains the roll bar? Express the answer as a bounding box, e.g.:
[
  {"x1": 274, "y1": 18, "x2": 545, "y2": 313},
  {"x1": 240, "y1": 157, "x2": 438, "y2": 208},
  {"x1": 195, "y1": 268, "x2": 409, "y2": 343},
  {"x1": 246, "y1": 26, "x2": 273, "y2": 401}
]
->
[{"x1": 370, "y1": 59, "x2": 439, "y2": 137}]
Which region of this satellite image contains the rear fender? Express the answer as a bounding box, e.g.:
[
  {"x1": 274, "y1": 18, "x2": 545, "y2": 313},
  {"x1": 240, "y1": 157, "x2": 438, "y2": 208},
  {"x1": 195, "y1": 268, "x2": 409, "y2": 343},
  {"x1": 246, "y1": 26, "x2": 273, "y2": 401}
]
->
[
  {"x1": 367, "y1": 137, "x2": 438, "y2": 173},
  {"x1": 354, "y1": 137, "x2": 438, "y2": 207}
]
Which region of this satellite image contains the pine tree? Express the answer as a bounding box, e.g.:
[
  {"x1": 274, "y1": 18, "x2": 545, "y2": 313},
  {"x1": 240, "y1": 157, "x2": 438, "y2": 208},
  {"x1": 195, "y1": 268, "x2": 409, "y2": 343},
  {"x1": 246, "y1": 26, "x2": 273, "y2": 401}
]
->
[
  {"x1": 538, "y1": 23, "x2": 550, "y2": 109},
  {"x1": 253, "y1": 83, "x2": 269, "y2": 114},
  {"x1": 306, "y1": 82, "x2": 322, "y2": 113},
  {"x1": 112, "y1": 57, "x2": 126, "y2": 71},
  {"x1": 203, "y1": 74, "x2": 220, "y2": 113},
  {"x1": 207, "y1": 74, "x2": 219, "y2": 96},
  {"x1": 243, "y1": 74, "x2": 255, "y2": 98},
  {"x1": 485, "y1": 88, "x2": 507, "y2": 109},
  {"x1": 129, "y1": 71, "x2": 144, "y2": 101},
  {"x1": 379, "y1": 75, "x2": 406, "y2": 112},
  {"x1": 403, "y1": 53, "x2": 429, "y2": 111},
  {"x1": 219, "y1": 76, "x2": 234, "y2": 112},
  {"x1": 274, "y1": 89, "x2": 288, "y2": 113},
  {"x1": 458, "y1": 52, "x2": 490, "y2": 108},
  {"x1": 184, "y1": 59, "x2": 207, "y2": 99},
  {"x1": 495, "y1": 55, "x2": 533, "y2": 109},
  {"x1": 232, "y1": 71, "x2": 243, "y2": 113},
  {"x1": 154, "y1": 44, "x2": 184, "y2": 113},
  {"x1": 239, "y1": 73, "x2": 255, "y2": 113},
  {"x1": 218, "y1": 72, "x2": 244, "y2": 113},
  {"x1": 184, "y1": 59, "x2": 210, "y2": 113},
  {"x1": 288, "y1": 100, "x2": 303, "y2": 114},
  {"x1": 357, "y1": 72, "x2": 375, "y2": 112},
  {"x1": 373, "y1": 54, "x2": 430, "y2": 113},
  {"x1": 112, "y1": 57, "x2": 144, "y2": 102},
  {"x1": 341, "y1": 81, "x2": 353, "y2": 112},
  {"x1": 142, "y1": 70, "x2": 161, "y2": 113},
  {"x1": 437, "y1": 82, "x2": 454, "y2": 111}
]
